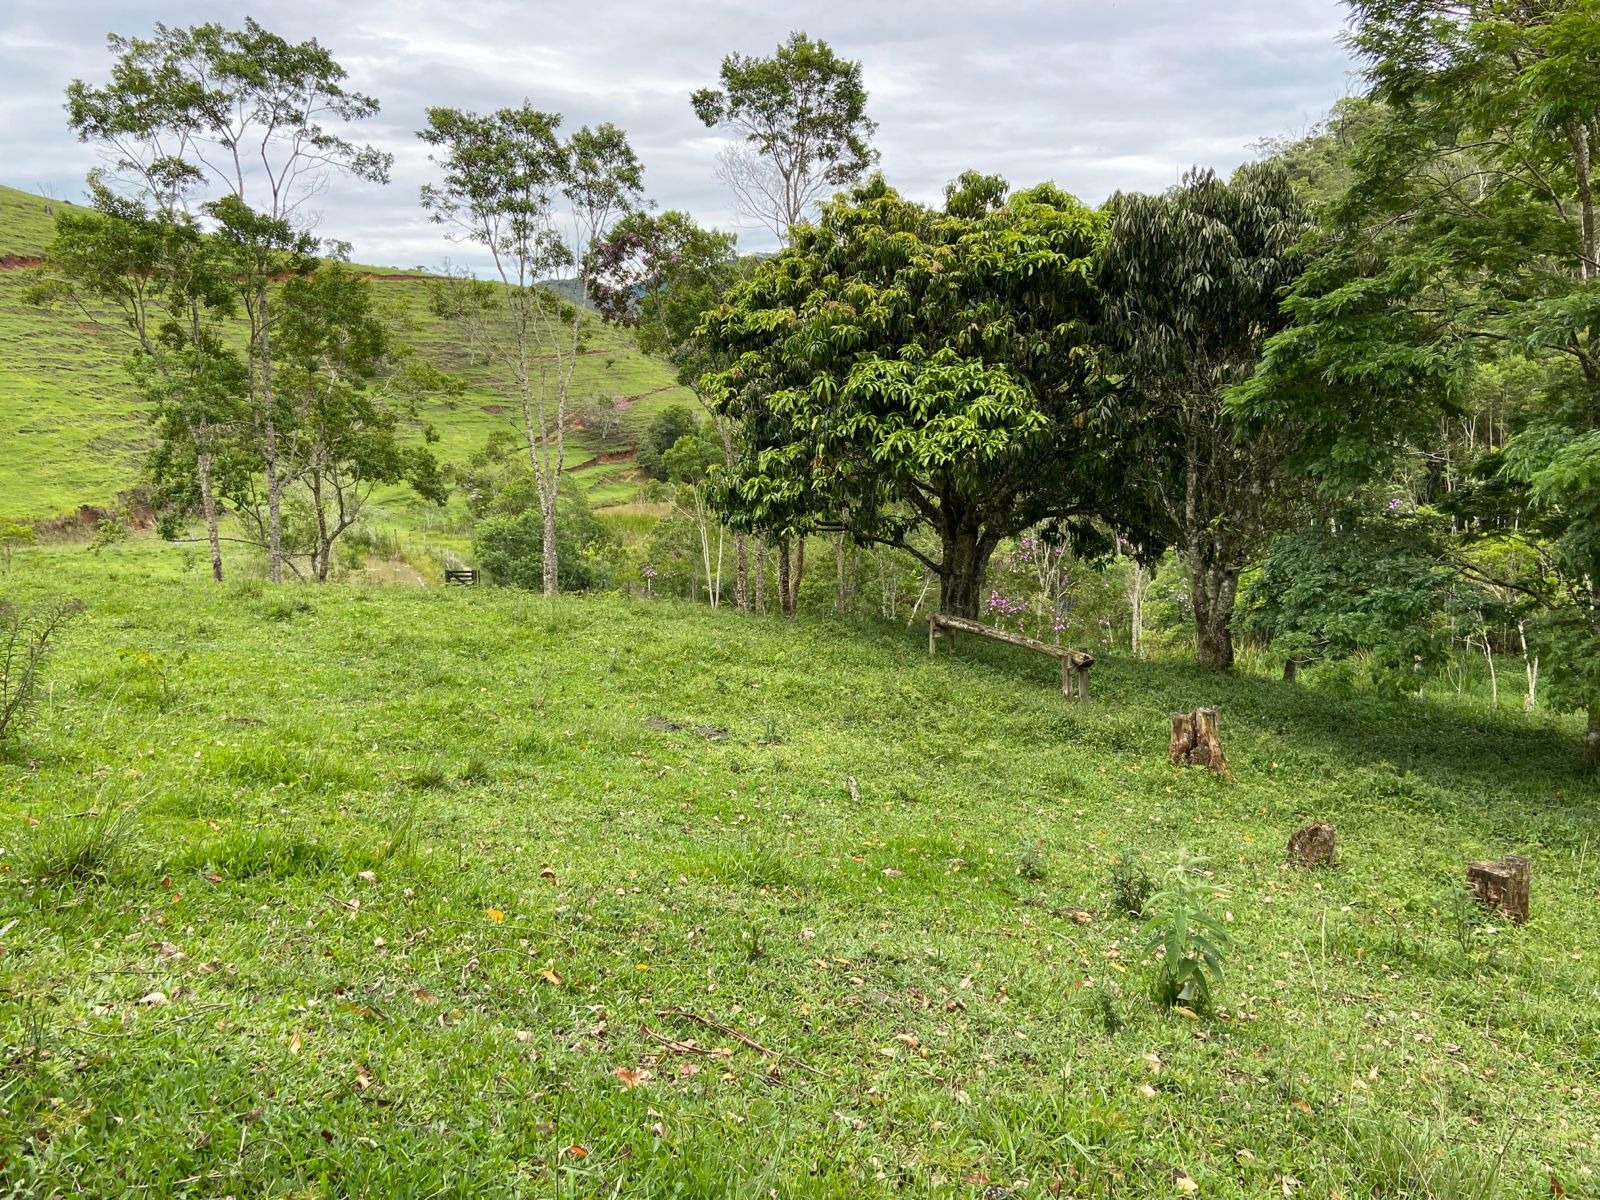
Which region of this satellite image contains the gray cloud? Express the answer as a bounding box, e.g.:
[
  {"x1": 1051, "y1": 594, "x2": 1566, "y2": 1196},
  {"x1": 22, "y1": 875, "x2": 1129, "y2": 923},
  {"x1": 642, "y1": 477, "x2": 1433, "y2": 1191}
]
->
[{"x1": 1, "y1": 0, "x2": 1358, "y2": 270}]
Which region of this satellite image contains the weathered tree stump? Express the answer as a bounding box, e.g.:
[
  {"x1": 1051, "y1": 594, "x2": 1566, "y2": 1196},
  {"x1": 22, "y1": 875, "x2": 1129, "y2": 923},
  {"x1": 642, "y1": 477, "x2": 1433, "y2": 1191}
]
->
[
  {"x1": 1287, "y1": 821, "x2": 1338, "y2": 867},
  {"x1": 1466, "y1": 855, "x2": 1530, "y2": 924},
  {"x1": 1169, "y1": 707, "x2": 1231, "y2": 777}
]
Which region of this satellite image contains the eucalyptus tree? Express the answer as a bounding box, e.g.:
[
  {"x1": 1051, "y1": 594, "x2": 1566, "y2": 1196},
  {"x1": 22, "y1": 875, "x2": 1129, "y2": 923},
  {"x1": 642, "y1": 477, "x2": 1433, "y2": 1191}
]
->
[
  {"x1": 66, "y1": 19, "x2": 392, "y2": 582},
  {"x1": 418, "y1": 105, "x2": 643, "y2": 595},
  {"x1": 1233, "y1": 0, "x2": 1600, "y2": 762},
  {"x1": 701, "y1": 172, "x2": 1143, "y2": 618},
  {"x1": 692, "y1": 31, "x2": 877, "y2": 245},
  {"x1": 1099, "y1": 162, "x2": 1311, "y2": 669}
]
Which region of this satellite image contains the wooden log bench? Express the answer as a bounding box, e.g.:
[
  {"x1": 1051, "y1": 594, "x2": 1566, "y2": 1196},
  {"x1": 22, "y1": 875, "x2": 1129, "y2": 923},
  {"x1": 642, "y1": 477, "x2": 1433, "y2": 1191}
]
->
[{"x1": 928, "y1": 612, "x2": 1094, "y2": 701}]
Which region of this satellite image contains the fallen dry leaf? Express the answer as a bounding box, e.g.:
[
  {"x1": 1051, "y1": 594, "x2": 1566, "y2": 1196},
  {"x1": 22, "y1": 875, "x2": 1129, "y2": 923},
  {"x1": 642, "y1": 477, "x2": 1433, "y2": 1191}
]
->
[
  {"x1": 560, "y1": 1143, "x2": 588, "y2": 1160},
  {"x1": 1141, "y1": 1051, "x2": 1162, "y2": 1074},
  {"x1": 485, "y1": 908, "x2": 505, "y2": 922},
  {"x1": 414, "y1": 988, "x2": 437, "y2": 1004},
  {"x1": 357, "y1": 870, "x2": 377, "y2": 883},
  {"x1": 137, "y1": 991, "x2": 169, "y2": 1007},
  {"x1": 1175, "y1": 1171, "x2": 1199, "y2": 1194},
  {"x1": 613, "y1": 1067, "x2": 642, "y2": 1089},
  {"x1": 894, "y1": 1032, "x2": 920, "y2": 1049},
  {"x1": 542, "y1": 969, "x2": 562, "y2": 986}
]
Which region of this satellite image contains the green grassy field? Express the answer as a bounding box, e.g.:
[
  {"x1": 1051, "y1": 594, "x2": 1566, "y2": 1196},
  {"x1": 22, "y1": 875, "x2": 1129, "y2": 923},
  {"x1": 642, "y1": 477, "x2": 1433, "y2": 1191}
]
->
[
  {"x1": 2, "y1": 539, "x2": 1597, "y2": 1197},
  {"x1": 0, "y1": 183, "x2": 694, "y2": 525}
]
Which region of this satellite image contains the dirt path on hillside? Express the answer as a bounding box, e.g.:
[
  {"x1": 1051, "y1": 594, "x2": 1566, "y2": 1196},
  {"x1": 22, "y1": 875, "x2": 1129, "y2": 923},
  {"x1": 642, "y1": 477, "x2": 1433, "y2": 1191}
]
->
[{"x1": 0, "y1": 255, "x2": 44, "y2": 270}]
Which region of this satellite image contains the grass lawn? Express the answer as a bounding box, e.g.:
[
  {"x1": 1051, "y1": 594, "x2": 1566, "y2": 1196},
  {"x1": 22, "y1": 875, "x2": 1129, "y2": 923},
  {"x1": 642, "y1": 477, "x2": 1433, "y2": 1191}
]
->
[{"x1": 2, "y1": 538, "x2": 1597, "y2": 1197}]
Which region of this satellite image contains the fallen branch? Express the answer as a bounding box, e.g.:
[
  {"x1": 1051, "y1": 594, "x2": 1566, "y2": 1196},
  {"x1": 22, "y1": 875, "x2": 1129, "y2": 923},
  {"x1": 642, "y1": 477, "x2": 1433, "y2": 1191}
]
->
[
  {"x1": 656, "y1": 1007, "x2": 824, "y2": 1076},
  {"x1": 639, "y1": 1022, "x2": 733, "y2": 1057}
]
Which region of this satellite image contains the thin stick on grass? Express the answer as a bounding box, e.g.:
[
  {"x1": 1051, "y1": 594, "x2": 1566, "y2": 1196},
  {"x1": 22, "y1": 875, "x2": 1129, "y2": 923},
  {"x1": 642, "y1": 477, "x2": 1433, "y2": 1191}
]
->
[{"x1": 656, "y1": 1007, "x2": 824, "y2": 1076}]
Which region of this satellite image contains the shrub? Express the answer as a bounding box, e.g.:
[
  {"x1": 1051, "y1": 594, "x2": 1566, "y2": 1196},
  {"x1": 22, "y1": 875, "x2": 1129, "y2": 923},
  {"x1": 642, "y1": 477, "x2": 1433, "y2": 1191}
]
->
[
  {"x1": 637, "y1": 405, "x2": 699, "y2": 481},
  {"x1": 1144, "y1": 850, "x2": 1231, "y2": 1011},
  {"x1": 1012, "y1": 837, "x2": 1048, "y2": 881},
  {"x1": 87, "y1": 515, "x2": 130, "y2": 553},
  {"x1": 473, "y1": 484, "x2": 619, "y2": 592},
  {"x1": 1109, "y1": 849, "x2": 1155, "y2": 918},
  {"x1": 1, "y1": 596, "x2": 84, "y2": 750}
]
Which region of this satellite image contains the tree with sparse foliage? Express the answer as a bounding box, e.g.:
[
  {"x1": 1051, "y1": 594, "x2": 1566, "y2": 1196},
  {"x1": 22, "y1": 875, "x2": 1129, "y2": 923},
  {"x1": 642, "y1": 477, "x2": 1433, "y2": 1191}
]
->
[
  {"x1": 419, "y1": 104, "x2": 642, "y2": 596},
  {"x1": 30, "y1": 179, "x2": 245, "y2": 581},
  {"x1": 271, "y1": 265, "x2": 451, "y2": 581},
  {"x1": 692, "y1": 31, "x2": 877, "y2": 244},
  {"x1": 67, "y1": 19, "x2": 393, "y2": 583}
]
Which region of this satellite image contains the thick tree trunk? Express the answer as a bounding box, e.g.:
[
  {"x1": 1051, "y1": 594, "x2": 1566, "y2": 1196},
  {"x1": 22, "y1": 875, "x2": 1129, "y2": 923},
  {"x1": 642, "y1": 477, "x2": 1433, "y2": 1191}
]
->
[
  {"x1": 776, "y1": 537, "x2": 792, "y2": 617},
  {"x1": 734, "y1": 531, "x2": 750, "y2": 612},
  {"x1": 1283, "y1": 657, "x2": 1300, "y2": 683},
  {"x1": 1189, "y1": 555, "x2": 1238, "y2": 671},
  {"x1": 196, "y1": 444, "x2": 223, "y2": 583},
  {"x1": 937, "y1": 527, "x2": 995, "y2": 619},
  {"x1": 541, "y1": 498, "x2": 559, "y2": 597}
]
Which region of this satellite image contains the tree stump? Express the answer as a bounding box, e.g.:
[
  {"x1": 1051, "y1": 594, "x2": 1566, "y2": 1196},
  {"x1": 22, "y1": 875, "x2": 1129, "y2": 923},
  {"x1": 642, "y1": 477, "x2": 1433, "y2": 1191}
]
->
[
  {"x1": 1287, "y1": 821, "x2": 1338, "y2": 867},
  {"x1": 1466, "y1": 856, "x2": 1530, "y2": 924},
  {"x1": 1169, "y1": 707, "x2": 1231, "y2": 777}
]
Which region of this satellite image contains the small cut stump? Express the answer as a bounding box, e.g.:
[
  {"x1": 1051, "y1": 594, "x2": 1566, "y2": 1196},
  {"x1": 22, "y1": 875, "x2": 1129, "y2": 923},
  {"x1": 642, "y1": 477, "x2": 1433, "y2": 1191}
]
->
[
  {"x1": 1466, "y1": 855, "x2": 1530, "y2": 924},
  {"x1": 1169, "y1": 706, "x2": 1231, "y2": 777},
  {"x1": 1287, "y1": 821, "x2": 1338, "y2": 867}
]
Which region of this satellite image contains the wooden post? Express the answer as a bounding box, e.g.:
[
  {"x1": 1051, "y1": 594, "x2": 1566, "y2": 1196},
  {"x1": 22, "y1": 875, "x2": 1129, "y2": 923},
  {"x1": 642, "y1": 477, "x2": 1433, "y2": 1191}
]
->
[
  {"x1": 1060, "y1": 657, "x2": 1072, "y2": 700},
  {"x1": 1168, "y1": 707, "x2": 1231, "y2": 777},
  {"x1": 1466, "y1": 855, "x2": 1530, "y2": 923},
  {"x1": 928, "y1": 615, "x2": 938, "y2": 656}
]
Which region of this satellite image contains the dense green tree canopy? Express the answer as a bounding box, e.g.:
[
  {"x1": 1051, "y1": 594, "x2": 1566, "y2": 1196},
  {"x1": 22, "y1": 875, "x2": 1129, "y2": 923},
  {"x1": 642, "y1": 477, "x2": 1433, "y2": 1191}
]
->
[
  {"x1": 1233, "y1": 0, "x2": 1600, "y2": 759},
  {"x1": 700, "y1": 172, "x2": 1141, "y2": 617},
  {"x1": 1098, "y1": 162, "x2": 1311, "y2": 668}
]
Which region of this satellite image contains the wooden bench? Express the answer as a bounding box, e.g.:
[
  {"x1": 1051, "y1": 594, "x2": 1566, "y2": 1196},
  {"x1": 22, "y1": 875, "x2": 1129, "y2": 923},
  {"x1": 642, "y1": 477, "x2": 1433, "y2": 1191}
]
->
[
  {"x1": 928, "y1": 612, "x2": 1094, "y2": 701},
  {"x1": 444, "y1": 568, "x2": 479, "y2": 586}
]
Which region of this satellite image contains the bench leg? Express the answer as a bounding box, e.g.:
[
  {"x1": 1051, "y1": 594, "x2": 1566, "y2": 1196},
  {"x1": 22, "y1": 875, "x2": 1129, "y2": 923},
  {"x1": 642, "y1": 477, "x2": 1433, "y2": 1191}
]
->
[
  {"x1": 1061, "y1": 658, "x2": 1073, "y2": 701},
  {"x1": 1077, "y1": 666, "x2": 1090, "y2": 702}
]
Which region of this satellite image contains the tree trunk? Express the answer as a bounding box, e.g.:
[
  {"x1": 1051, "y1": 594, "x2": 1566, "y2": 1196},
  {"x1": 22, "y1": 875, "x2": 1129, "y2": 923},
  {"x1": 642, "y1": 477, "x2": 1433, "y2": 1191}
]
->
[
  {"x1": 196, "y1": 443, "x2": 223, "y2": 583},
  {"x1": 835, "y1": 534, "x2": 847, "y2": 617},
  {"x1": 753, "y1": 534, "x2": 768, "y2": 615},
  {"x1": 1283, "y1": 657, "x2": 1300, "y2": 683},
  {"x1": 1189, "y1": 555, "x2": 1238, "y2": 670},
  {"x1": 1587, "y1": 708, "x2": 1600, "y2": 769},
  {"x1": 776, "y1": 537, "x2": 792, "y2": 617},
  {"x1": 789, "y1": 536, "x2": 805, "y2": 614},
  {"x1": 541, "y1": 497, "x2": 559, "y2": 596},
  {"x1": 937, "y1": 527, "x2": 995, "y2": 619},
  {"x1": 734, "y1": 531, "x2": 750, "y2": 613},
  {"x1": 1129, "y1": 557, "x2": 1145, "y2": 657},
  {"x1": 257, "y1": 286, "x2": 284, "y2": 584}
]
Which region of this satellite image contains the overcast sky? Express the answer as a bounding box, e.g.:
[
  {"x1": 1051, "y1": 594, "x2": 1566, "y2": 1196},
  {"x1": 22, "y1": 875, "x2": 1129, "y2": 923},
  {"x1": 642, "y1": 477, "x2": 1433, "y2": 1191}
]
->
[{"x1": 1, "y1": 0, "x2": 1360, "y2": 270}]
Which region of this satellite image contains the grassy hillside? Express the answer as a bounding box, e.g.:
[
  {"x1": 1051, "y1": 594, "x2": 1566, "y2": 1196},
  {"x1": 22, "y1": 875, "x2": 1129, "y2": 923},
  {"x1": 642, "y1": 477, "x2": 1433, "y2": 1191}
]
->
[
  {"x1": 0, "y1": 184, "x2": 693, "y2": 523},
  {"x1": 2, "y1": 542, "x2": 1597, "y2": 1196}
]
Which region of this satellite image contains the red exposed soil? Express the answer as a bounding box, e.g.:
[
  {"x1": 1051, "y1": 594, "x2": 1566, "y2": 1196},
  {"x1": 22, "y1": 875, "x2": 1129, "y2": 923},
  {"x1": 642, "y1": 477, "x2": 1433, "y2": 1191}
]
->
[
  {"x1": 0, "y1": 254, "x2": 44, "y2": 270},
  {"x1": 571, "y1": 449, "x2": 637, "y2": 472}
]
